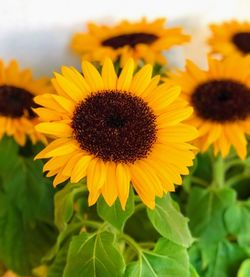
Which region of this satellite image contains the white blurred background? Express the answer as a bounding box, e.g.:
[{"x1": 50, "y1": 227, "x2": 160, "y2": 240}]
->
[{"x1": 0, "y1": 0, "x2": 249, "y2": 76}]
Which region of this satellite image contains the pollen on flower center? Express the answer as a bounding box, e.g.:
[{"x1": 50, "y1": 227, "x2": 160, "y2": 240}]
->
[
  {"x1": 0, "y1": 85, "x2": 36, "y2": 118},
  {"x1": 191, "y1": 79, "x2": 250, "y2": 122},
  {"x1": 102, "y1": 32, "x2": 159, "y2": 49},
  {"x1": 71, "y1": 90, "x2": 157, "y2": 163},
  {"x1": 232, "y1": 32, "x2": 250, "y2": 54}
]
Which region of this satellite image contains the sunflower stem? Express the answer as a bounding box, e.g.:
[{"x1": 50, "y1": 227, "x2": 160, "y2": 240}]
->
[
  {"x1": 119, "y1": 233, "x2": 142, "y2": 257},
  {"x1": 212, "y1": 155, "x2": 225, "y2": 188}
]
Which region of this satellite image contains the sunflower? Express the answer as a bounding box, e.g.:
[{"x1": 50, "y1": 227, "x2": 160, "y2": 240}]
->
[
  {"x1": 34, "y1": 58, "x2": 197, "y2": 209},
  {"x1": 208, "y1": 20, "x2": 250, "y2": 57},
  {"x1": 169, "y1": 55, "x2": 250, "y2": 159},
  {"x1": 0, "y1": 60, "x2": 53, "y2": 146},
  {"x1": 71, "y1": 18, "x2": 190, "y2": 66}
]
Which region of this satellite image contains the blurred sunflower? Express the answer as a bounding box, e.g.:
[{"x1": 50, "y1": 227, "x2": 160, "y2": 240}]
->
[
  {"x1": 0, "y1": 60, "x2": 52, "y2": 146},
  {"x1": 169, "y1": 55, "x2": 250, "y2": 159},
  {"x1": 35, "y1": 58, "x2": 197, "y2": 209},
  {"x1": 209, "y1": 20, "x2": 250, "y2": 57},
  {"x1": 71, "y1": 18, "x2": 190, "y2": 66}
]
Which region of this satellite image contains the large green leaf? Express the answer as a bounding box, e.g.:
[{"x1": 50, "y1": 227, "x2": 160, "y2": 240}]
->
[
  {"x1": 238, "y1": 259, "x2": 250, "y2": 277},
  {"x1": 147, "y1": 194, "x2": 193, "y2": 247},
  {"x1": 54, "y1": 181, "x2": 86, "y2": 231},
  {"x1": 125, "y1": 238, "x2": 189, "y2": 277},
  {"x1": 187, "y1": 187, "x2": 236, "y2": 242},
  {"x1": 224, "y1": 200, "x2": 250, "y2": 247},
  {"x1": 97, "y1": 190, "x2": 134, "y2": 230},
  {"x1": 0, "y1": 137, "x2": 57, "y2": 275},
  {"x1": 63, "y1": 231, "x2": 125, "y2": 277}
]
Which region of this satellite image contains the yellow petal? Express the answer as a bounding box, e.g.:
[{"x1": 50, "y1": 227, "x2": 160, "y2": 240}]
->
[
  {"x1": 102, "y1": 58, "x2": 117, "y2": 90},
  {"x1": 117, "y1": 58, "x2": 134, "y2": 91},
  {"x1": 116, "y1": 164, "x2": 131, "y2": 210},
  {"x1": 54, "y1": 73, "x2": 87, "y2": 102},
  {"x1": 148, "y1": 85, "x2": 181, "y2": 112},
  {"x1": 87, "y1": 159, "x2": 106, "y2": 205},
  {"x1": 130, "y1": 64, "x2": 152, "y2": 95},
  {"x1": 81, "y1": 61, "x2": 104, "y2": 91},
  {"x1": 36, "y1": 122, "x2": 72, "y2": 137},
  {"x1": 71, "y1": 155, "x2": 92, "y2": 183},
  {"x1": 35, "y1": 138, "x2": 71, "y2": 159},
  {"x1": 101, "y1": 162, "x2": 117, "y2": 206}
]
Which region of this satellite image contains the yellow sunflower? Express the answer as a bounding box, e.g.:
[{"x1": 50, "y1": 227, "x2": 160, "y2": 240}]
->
[
  {"x1": 208, "y1": 20, "x2": 250, "y2": 57},
  {"x1": 169, "y1": 55, "x2": 250, "y2": 159},
  {"x1": 34, "y1": 58, "x2": 197, "y2": 209},
  {"x1": 0, "y1": 60, "x2": 53, "y2": 146},
  {"x1": 71, "y1": 18, "x2": 190, "y2": 66}
]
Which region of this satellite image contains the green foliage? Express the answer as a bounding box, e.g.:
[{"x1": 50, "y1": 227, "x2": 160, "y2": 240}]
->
[
  {"x1": 54, "y1": 181, "x2": 86, "y2": 231},
  {"x1": 63, "y1": 231, "x2": 125, "y2": 277},
  {"x1": 224, "y1": 200, "x2": 250, "y2": 247},
  {"x1": 0, "y1": 137, "x2": 57, "y2": 275},
  {"x1": 187, "y1": 187, "x2": 236, "y2": 242},
  {"x1": 147, "y1": 194, "x2": 193, "y2": 247},
  {"x1": 238, "y1": 259, "x2": 250, "y2": 277},
  {"x1": 97, "y1": 190, "x2": 134, "y2": 230},
  {"x1": 125, "y1": 238, "x2": 190, "y2": 277}
]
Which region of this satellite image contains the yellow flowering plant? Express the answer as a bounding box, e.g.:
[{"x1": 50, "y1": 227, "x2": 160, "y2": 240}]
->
[{"x1": 1, "y1": 18, "x2": 250, "y2": 277}]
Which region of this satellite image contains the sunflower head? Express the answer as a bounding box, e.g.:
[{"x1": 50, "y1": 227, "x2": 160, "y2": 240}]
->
[
  {"x1": 169, "y1": 55, "x2": 250, "y2": 159},
  {"x1": 0, "y1": 59, "x2": 53, "y2": 146},
  {"x1": 71, "y1": 17, "x2": 190, "y2": 66},
  {"x1": 208, "y1": 20, "x2": 250, "y2": 57},
  {"x1": 35, "y1": 58, "x2": 197, "y2": 209}
]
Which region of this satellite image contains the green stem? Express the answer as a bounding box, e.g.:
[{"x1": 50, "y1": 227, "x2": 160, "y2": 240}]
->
[
  {"x1": 119, "y1": 233, "x2": 142, "y2": 257},
  {"x1": 139, "y1": 242, "x2": 155, "y2": 249},
  {"x1": 225, "y1": 173, "x2": 250, "y2": 187},
  {"x1": 134, "y1": 203, "x2": 145, "y2": 213},
  {"x1": 80, "y1": 219, "x2": 102, "y2": 229},
  {"x1": 224, "y1": 159, "x2": 245, "y2": 172},
  {"x1": 212, "y1": 155, "x2": 225, "y2": 188},
  {"x1": 190, "y1": 176, "x2": 209, "y2": 187}
]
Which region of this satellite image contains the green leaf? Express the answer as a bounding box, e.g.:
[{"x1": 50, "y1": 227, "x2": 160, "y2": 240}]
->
[
  {"x1": 46, "y1": 220, "x2": 83, "y2": 277},
  {"x1": 204, "y1": 240, "x2": 247, "y2": 277},
  {"x1": 0, "y1": 137, "x2": 57, "y2": 275},
  {"x1": 189, "y1": 264, "x2": 200, "y2": 277},
  {"x1": 224, "y1": 200, "x2": 250, "y2": 247},
  {"x1": 125, "y1": 238, "x2": 189, "y2": 277},
  {"x1": 187, "y1": 187, "x2": 236, "y2": 242},
  {"x1": 97, "y1": 190, "x2": 134, "y2": 230},
  {"x1": 238, "y1": 259, "x2": 250, "y2": 277},
  {"x1": 54, "y1": 181, "x2": 86, "y2": 231},
  {"x1": 63, "y1": 231, "x2": 125, "y2": 277},
  {"x1": 147, "y1": 194, "x2": 193, "y2": 247}
]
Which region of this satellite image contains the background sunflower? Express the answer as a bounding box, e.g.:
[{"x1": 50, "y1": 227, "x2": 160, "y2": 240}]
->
[
  {"x1": 209, "y1": 20, "x2": 250, "y2": 57},
  {"x1": 71, "y1": 18, "x2": 190, "y2": 66},
  {"x1": 0, "y1": 60, "x2": 53, "y2": 145},
  {"x1": 169, "y1": 55, "x2": 250, "y2": 159}
]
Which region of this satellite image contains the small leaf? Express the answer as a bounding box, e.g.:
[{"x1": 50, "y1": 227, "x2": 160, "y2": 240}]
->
[
  {"x1": 125, "y1": 238, "x2": 189, "y2": 277},
  {"x1": 204, "y1": 240, "x2": 247, "y2": 277},
  {"x1": 63, "y1": 231, "x2": 125, "y2": 277},
  {"x1": 238, "y1": 259, "x2": 250, "y2": 277},
  {"x1": 97, "y1": 190, "x2": 134, "y2": 230},
  {"x1": 224, "y1": 200, "x2": 250, "y2": 247},
  {"x1": 147, "y1": 194, "x2": 193, "y2": 247},
  {"x1": 54, "y1": 181, "x2": 86, "y2": 231}
]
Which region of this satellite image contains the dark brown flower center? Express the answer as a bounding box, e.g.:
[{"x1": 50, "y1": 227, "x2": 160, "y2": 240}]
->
[
  {"x1": 232, "y1": 32, "x2": 250, "y2": 54},
  {"x1": 71, "y1": 91, "x2": 157, "y2": 163},
  {"x1": 0, "y1": 85, "x2": 36, "y2": 118},
  {"x1": 191, "y1": 80, "x2": 250, "y2": 122},
  {"x1": 102, "y1": 32, "x2": 158, "y2": 49}
]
